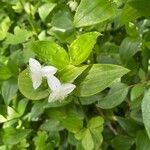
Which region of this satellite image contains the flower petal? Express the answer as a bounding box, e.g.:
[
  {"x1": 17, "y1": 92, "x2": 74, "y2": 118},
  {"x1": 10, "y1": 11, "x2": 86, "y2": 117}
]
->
[
  {"x1": 29, "y1": 58, "x2": 42, "y2": 89},
  {"x1": 41, "y1": 66, "x2": 57, "y2": 77},
  {"x1": 47, "y1": 75, "x2": 61, "y2": 91},
  {"x1": 61, "y1": 83, "x2": 76, "y2": 97},
  {"x1": 48, "y1": 91, "x2": 59, "y2": 102}
]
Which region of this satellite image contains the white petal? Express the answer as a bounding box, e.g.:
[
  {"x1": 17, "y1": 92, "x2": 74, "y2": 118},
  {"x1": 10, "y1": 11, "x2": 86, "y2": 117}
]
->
[
  {"x1": 31, "y1": 73, "x2": 42, "y2": 89},
  {"x1": 61, "y1": 83, "x2": 76, "y2": 97},
  {"x1": 47, "y1": 75, "x2": 61, "y2": 91},
  {"x1": 29, "y1": 58, "x2": 41, "y2": 72},
  {"x1": 48, "y1": 91, "x2": 59, "y2": 102},
  {"x1": 41, "y1": 66, "x2": 57, "y2": 77},
  {"x1": 29, "y1": 58, "x2": 42, "y2": 89}
]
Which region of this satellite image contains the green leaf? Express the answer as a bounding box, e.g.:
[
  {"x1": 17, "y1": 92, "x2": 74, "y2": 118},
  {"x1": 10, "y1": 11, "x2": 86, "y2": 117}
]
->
[
  {"x1": 6, "y1": 26, "x2": 33, "y2": 45},
  {"x1": 136, "y1": 130, "x2": 150, "y2": 150},
  {"x1": 58, "y1": 65, "x2": 88, "y2": 83},
  {"x1": 130, "y1": 84, "x2": 144, "y2": 101},
  {"x1": 111, "y1": 135, "x2": 135, "y2": 150},
  {"x1": 120, "y1": 3, "x2": 141, "y2": 24},
  {"x1": 69, "y1": 32, "x2": 100, "y2": 65},
  {"x1": 18, "y1": 69, "x2": 49, "y2": 100},
  {"x1": 142, "y1": 89, "x2": 150, "y2": 139},
  {"x1": 33, "y1": 131, "x2": 48, "y2": 150},
  {"x1": 40, "y1": 119, "x2": 63, "y2": 132},
  {"x1": 31, "y1": 41, "x2": 69, "y2": 69},
  {"x1": 2, "y1": 127, "x2": 31, "y2": 145},
  {"x1": 129, "y1": 0, "x2": 150, "y2": 18},
  {"x1": 119, "y1": 37, "x2": 141, "y2": 65},
  {"x1": 30, "y1": 101, "x2": 46, "y2": 120},
  {"x1": 77, "y1": 64, "x2": 129, "y2": 97},
  {"x1": 88, "y1": 116, "x2": 104, "y2": 130},
  {"x1": 81, "y1": 129, "x2": 94, "y2": 150},
  {"x1": 117, "y1": 117, "x2": 142, "y2": 136},
  {"x1": 61, "y1": 113, "x2": 83, "y2": 133},
  {"x1": 74, "y1": 0, "x2": 116, "y2": 27},
  {"x1": 38, "y1": 3, "x2": 56, "y2": 22},
  {"x1": 97, "y1": 82, "x2": 129, "y2": 109},
  {"x1": 0, "y1": 16, "x2": 11, "y2": 41},
  {"x1": 1, "y1": 79, "x2": 18, "y2": 105},
  {"x1": 0, "y1": 65, "x2": 12, "y2": 80},
  {"x1": 17, "y1": 98, "x2": 28, "y2": 116}
]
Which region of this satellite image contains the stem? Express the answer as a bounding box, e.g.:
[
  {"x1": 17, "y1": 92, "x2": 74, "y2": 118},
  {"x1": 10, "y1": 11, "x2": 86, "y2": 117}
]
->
[
  {"x1": 76, "y1": 96, "x2": 88, "y2": 124},
  {"x1": 19, "y1": 0, "x2": 38, "y2": 35}
]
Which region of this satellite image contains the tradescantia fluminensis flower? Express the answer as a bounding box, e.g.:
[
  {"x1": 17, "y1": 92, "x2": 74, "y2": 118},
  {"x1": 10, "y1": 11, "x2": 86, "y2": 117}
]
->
[
  {"x1": 29, "y1": 58, "x2": 57, "y2": 89},
  {"x1": 29, "y1": 58, "x2": 76, "y2": 102},
  {"x1": 47, "y1": 75, "x2": 76, "y2": 102}
]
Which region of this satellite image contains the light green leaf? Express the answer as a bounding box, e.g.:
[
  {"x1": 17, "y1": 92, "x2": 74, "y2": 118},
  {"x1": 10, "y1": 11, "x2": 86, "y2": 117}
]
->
[
  {"x1": 34, "y1": 131, "x2": 48, "y2": 150},
  {"x1": 1, "y1": 79, "x2": 18, "y2": 105},
  {"x1": 38, "y1": 3, "x2": 56, "y2": 22},
  {"x1": 88, "y1": 116, "x2": 104, "y2": 130},
  {"x1": 0, "y1": 16, "x2": 11, "y2": 41},
  {"x1": 61, "y1": 113, "x2": 83, "y2": 133},
  {"x1": 6, "y1": 26, "x2": 33, "y2": 45},
  {"x1": 17, "y1": 98, "x2": 28, "y2": 116},
  {"x1": 58, "y1": 65, "x2": 88, "y2": 83},
  {"x1": 77, "y1": 64, "x2": 129, "y2": 97},
  {"x1": 82, "y1": 129, "x2": 94, "y2": 150},
  {"x1": 0, "y1": 65, "x2": 12, "y2": 80},
  {"x1": 18, "y1": 69, "x2": 49, "y2": 100},
  {"x1": 2, "y1": 127, "x2": 31, "y2": 145},
  {"x1": 97, "y1": 82, "x2": 129, "y2": 109},
  {"x1": 69, "y1": 32, "x2": 100, "y2": 65},
  {"x1": 31, "y1": 41, "x2": 69, "y2": 69},
  {"x1": 142, "y1": 89, "x2": 150, "y2": 139},
  {"x1": 74, "y1": 0, "x2": 116, "y2": 27}
]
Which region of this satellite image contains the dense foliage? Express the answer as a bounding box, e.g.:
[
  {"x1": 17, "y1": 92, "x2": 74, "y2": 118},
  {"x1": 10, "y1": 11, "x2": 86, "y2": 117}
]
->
[{"x1": 0, "y1": 0, "x2": 150, "y2": 149}]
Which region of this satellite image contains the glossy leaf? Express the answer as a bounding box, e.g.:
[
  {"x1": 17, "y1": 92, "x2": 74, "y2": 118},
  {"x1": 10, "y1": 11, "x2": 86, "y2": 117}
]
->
[
  {"x1": 31, "y1": 41, "x2": 69, "y2": 69},
  {"x1": 97, "y1": 82, "x2": 129, "y2": 109},
  {"x1": 74, "y1": 0, "x2": 116, "y2": 27},
  {"x1": 77, "y1": 64, "x2": 129, "y2": 97},
  {"x1": 58, "y1": 65, "x2": 88, "y2": 83},
  {"x1": 18, "y1": 69, "x2": 49, "y2": 100},
  {"x1": 69, "y1": 32, "x2": 100, "y2": 65}
]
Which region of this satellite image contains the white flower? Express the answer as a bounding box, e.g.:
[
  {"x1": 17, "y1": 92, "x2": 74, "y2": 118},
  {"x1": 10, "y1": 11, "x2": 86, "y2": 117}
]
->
[
  {"x1": 47, "y1": 75, "x2": 76, "y2": 102},
  {"x1": 67, "y1": 0, "x2": 78, "y2": 12},
  {"x1": 29, "y1": 58, "x2": 57, "y2": 89}
]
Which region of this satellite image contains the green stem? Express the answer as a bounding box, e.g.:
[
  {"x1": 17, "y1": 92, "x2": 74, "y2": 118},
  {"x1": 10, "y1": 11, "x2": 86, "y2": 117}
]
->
[{"x1": 19, "y1": 0, "x2": 38, "y2": 35}]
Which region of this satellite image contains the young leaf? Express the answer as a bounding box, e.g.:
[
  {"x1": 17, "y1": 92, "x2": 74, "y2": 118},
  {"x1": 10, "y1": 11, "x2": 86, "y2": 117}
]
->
[
  {"x1": 31, "y1": 41, "x2": 69, "y2": 69},
  {"x1": 18, "y1": 69, "x2": 49, "y2": 100},
  {"x1": 142, "y1": 89, "x2": 150, "y2": 139},
  {"x1": 69, "y1": 32, "x2": 100, "y2": 65},
  {"x1": 2, "y1": 128, "x2": 31, "y2": 145},
  {"x1": 97, "y1": 82, "x2": 129, "y2": 109},
  {"x1": 58, "y1": 65, "x2": 88, "y2": 83},
  {"x1": 77, "y1": 64, "x2": 129, "y2": 97},
  {"x1": 74, "y1": 0, "x2": 116, "y2": 27},
  {"x1": 6, "y1": 26, "x2": 33, "y2": 45},
  {"x1": 38, "y1": 3, "x2": 56, "y2": 22}
]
